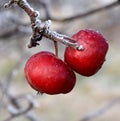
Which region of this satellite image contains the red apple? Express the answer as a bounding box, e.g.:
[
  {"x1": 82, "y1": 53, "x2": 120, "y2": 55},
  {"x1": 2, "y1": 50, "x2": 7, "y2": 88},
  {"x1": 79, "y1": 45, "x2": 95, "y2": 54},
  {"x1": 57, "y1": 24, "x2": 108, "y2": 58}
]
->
[
  {"x1": 24, "y1": 51, "x2": 76, "y2": 94},
  {"x1": 64, "y1": 29, "x2": 109, "y2": 76}
]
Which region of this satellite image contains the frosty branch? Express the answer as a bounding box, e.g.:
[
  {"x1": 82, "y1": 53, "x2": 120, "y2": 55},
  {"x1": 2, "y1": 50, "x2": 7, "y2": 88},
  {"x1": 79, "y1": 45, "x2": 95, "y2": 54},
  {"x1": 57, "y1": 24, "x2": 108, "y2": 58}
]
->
[{"x1": 4, "y1": 0, "x2": 84, "y2": 56}]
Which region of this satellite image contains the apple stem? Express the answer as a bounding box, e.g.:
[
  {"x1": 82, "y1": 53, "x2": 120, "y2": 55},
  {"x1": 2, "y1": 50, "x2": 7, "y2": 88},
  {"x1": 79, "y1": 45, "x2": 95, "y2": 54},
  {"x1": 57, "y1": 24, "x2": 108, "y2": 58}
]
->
[
  {"x1": 53, "y1": 41, "x2": 58, "y2": 56},
  {"x1": 4, "y1": 0, "x2": 84, "y2": 51}
]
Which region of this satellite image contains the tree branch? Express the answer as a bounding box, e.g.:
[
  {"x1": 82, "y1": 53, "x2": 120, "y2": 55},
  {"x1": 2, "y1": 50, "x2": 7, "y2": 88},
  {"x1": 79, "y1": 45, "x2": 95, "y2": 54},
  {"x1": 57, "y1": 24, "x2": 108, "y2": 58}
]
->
[
  {"x1": 4, "y1": 0, "x2": 84, "y2": 54},
  {"x1": 0, "y1": 80, "x2": 38, "y2": 121},
  {"x1": 42, "y1": 0, "x2": 120, "y2": 22},
  {"x1": 80, "y1": 96, "x2": 120, "y2": 121}
]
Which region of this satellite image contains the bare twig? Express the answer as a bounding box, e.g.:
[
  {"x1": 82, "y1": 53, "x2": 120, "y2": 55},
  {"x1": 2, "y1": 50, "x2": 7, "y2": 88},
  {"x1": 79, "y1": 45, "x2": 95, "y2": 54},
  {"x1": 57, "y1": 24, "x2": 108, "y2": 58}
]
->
[
  {"x1": 0, "y1": 82, "x2": 38, "y2": 121},
  {"x1": 53, "y1": 41, "x2": 58, "y2": 56},
  {"x1": 26, "y1": 112, "x2": 39, "y2": 121},
  {"x1": 0, "y1": 51, "x2": 39, "y2": 121},
  {"x1": 0, "y1": 51, "x2": 25, "y2": 110},
  {"x1": 3, "y1": 96, "x2": 34, "y2": 121},
  {"x1": 42, "y1": 0, "x2": 120, "y2": 22},
  {"x1": 4, "y1": 0, "x2": 84, "y2": 53},
  {"x1": 2, "y1": 0, "x2": 119, "y2": 38},
  {"x1": 80, "y1": 96, "x2": 120, "y2": 121}
]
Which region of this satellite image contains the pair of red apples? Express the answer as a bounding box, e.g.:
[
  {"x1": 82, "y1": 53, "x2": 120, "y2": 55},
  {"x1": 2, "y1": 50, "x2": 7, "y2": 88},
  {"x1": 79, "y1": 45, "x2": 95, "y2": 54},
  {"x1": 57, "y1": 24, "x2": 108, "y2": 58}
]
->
[{"x1": 24, "y1": 29, "x2": 109, "y2": 95}]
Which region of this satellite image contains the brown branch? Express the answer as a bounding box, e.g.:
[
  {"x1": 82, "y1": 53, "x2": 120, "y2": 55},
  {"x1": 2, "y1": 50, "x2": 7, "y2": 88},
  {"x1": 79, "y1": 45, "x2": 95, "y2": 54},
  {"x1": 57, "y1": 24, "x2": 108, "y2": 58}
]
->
[
  {"x1": 0, "y1": 81, "x2": 37, "y2": 121},
  {"x1": 0, "y1": 51, "x2": 39, "y2": 121},
  {"x1": 42, "y1": 0, "x2": 120, "y2": 22},
  {"x1": 53, "y1": 41, "x2": 58, "y2": 57},
  {"x1": 4, "y1": 0, "x2": 84, "y2": 53},
  {"x1": 3, "y1": 97, "x2": 34, "y2": 121},
  {"x1": 80, "y1": 96, "x2": 120, "y2": 121}
]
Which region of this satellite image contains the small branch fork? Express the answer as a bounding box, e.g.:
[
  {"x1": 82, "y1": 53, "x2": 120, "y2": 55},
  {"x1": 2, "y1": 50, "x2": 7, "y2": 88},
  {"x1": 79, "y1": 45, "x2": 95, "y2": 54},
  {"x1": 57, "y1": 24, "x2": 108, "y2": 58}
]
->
[
  {"x1": 4, "y1": 0, "x2": 84, "y2": 56},
  {"x1": 0, "y1": 80, "x2": 39, "y2": 121}
]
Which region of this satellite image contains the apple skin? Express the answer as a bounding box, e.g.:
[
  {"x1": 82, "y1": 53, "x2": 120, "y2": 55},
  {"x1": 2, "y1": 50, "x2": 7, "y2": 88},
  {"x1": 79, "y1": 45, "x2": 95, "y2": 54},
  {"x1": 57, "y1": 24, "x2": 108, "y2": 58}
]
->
[
  {"x1": 24, "y1": 51, "x2": 76, "y2": 95},
  {"x1": 64, "y1": 29, "x2": 109, "y2": 76}
]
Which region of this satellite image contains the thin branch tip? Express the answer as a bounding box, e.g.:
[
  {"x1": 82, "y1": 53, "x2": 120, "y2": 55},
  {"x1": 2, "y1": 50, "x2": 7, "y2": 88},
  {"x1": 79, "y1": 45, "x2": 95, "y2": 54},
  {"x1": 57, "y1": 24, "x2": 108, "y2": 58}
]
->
[{"x1": 4, "y1": 0, "x2": 84, "y2": 51}]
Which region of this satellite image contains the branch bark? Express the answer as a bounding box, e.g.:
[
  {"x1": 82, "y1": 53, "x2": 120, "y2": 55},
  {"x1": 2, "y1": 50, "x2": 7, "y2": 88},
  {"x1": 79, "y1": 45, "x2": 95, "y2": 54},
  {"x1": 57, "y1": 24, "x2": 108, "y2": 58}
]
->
[{"x1": 4, "y1": 0, "x2": 84, "y2": 53}]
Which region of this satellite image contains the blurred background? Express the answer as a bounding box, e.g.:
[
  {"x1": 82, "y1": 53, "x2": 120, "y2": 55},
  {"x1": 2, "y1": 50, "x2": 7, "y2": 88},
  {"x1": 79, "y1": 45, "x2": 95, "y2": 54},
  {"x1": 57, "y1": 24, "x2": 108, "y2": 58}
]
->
[{"x1": 0, "y1": 0, "x2": 120, "y2": 121}]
